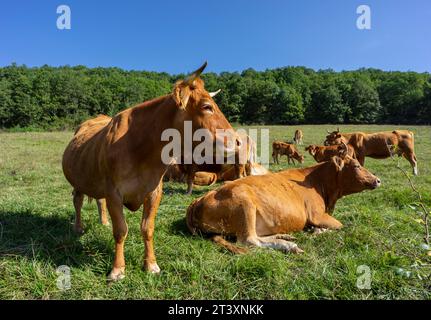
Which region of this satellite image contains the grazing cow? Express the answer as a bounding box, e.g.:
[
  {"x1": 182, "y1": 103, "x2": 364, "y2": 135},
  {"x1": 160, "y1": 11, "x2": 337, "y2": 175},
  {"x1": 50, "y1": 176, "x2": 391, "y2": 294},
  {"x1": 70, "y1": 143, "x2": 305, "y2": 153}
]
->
[
  {"x1": 305, "y1": 143, "x2": 355, "y2": 163},
  {"x1": 324, "y1": 128, "x2": 418, "y2": 175},
  {"x1": 186, "y1": 150, "x2": 381, "y2": 254},
  {"x1": 62, "y1": 62, "x2": 241, "y2": 280},
  {"x1": 272, "y1": 141, "x2": 304, "y2": 165},
  {"x1": 182, "y1": 132, "x2": 258, "y2": 194},
  {"x1": 293, "y1": 129, "x2": 303, "y2": 145}
]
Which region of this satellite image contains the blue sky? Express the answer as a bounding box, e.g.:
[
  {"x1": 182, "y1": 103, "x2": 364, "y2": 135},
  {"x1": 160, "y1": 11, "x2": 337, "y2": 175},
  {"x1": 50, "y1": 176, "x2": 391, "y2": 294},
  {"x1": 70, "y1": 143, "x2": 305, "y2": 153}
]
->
[{"x1": 0, "y1": 0, "x2": 430, "y2": 74}]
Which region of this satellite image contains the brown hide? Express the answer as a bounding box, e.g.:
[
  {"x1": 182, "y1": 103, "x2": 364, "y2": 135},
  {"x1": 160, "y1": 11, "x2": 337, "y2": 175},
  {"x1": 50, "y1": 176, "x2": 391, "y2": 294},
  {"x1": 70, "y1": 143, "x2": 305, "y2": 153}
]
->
[
  {"x1": 62, "y1": 62, "x2": 237, "y2": 279},
  {"x1": 324, "y1": 129, "x2": 417, "y2": 175},
  {"x1": 186, "y1": 155, "x2": 380, "y2": 253}
]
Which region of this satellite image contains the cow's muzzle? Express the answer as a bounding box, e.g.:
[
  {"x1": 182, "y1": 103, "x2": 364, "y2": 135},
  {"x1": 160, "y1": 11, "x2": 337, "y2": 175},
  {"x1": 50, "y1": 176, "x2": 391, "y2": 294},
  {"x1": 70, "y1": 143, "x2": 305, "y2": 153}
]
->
[{"x1": 370, "y1": 178, "x2": 381, "y2": 189}]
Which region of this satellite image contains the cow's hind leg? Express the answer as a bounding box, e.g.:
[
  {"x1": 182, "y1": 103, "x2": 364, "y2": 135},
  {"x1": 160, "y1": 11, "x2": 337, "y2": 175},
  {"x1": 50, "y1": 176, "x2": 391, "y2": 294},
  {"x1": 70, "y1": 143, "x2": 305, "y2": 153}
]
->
[
  {"x1": 72, "y1": 190, "x2": 84, "y2": 234},
  {"x1": 403, "y1": 152, "x2": 418, "y2": 176},
  {"x1": 106, "y1": 193, "x2": 128, "y2": 281},
  {"x1": 141, "y1": 182, "x2": 163, "y2": 274},
  {"x1": 96, "y1": 199, "x2": 110, "y2": 226},
  {"x1": 235, "y1": 203, "x2": 303, "y2": 254}
]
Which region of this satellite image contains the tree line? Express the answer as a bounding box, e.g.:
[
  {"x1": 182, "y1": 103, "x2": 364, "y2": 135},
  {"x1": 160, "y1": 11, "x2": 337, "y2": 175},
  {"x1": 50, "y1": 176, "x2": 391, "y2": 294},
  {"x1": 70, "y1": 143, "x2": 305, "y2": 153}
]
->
[{"x1": 0, "y1": 63, "x2": 430, "y2": 129}]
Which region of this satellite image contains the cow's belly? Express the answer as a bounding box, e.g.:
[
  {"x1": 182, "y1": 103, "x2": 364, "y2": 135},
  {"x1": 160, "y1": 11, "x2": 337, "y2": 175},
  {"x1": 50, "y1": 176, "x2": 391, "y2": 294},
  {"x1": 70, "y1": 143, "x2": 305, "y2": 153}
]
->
[{"x1": 255, "y1": 198, "x2": 308, "y2": 236}]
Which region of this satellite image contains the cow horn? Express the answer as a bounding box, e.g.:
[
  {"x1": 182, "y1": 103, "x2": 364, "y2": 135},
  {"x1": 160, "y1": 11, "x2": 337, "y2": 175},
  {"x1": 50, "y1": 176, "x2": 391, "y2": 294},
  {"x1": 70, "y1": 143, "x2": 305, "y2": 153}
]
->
[
  {"x1": 326, "y1": 130, "x2": 331, "y2": 134},
  {"x1": 337, "y1": 127, "x2": 340, "y2": 133},
  {"x1": 184, "y1": 61, "x2": 208, "y2": 85},
  {"x1": 209, "y1": 89, "x2": 221, "y2": 98}
]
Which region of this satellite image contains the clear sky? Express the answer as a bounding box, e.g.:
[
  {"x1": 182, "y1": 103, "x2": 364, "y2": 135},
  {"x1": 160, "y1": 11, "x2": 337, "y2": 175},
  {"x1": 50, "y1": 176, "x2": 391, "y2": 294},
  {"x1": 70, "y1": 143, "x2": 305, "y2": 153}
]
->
[{"x1": 1, "y1": 0, "x2": 430, "y2": 74}]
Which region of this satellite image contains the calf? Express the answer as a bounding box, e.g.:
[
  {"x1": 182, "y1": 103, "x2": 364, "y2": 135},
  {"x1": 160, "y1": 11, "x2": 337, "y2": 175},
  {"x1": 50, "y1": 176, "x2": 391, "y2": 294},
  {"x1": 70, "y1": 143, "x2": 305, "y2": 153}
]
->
[
  {"x1": 324, "y1": 129, "x2": 418, "y2": 175},
  {"x1": 293, "y1": 129, "x2": 304, "y2": 145},
  {"x1": 186, "y1": 151, "x2": 381, "y2": 254},
  {"x1": 272, "y1": 141, "x2": 304, "y2": 165}
]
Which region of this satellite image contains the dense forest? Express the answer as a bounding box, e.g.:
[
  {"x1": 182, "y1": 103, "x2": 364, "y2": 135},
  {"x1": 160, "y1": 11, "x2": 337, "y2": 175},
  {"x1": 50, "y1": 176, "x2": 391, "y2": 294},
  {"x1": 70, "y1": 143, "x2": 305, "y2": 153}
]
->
[{"x1": 0, "y1": 63, "x2": 430, "y2": 129}]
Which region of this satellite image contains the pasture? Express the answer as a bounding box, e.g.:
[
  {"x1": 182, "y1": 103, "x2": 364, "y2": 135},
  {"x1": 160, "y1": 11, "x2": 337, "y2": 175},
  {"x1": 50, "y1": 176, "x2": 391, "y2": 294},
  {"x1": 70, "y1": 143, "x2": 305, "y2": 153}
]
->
[{"x1": 0, "y1": 125, "x2": 430, "y2": 299}]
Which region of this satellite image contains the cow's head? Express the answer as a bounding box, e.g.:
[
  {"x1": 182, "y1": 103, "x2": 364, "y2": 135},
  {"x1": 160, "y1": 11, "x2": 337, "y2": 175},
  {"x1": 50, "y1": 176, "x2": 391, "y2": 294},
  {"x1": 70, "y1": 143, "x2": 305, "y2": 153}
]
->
[
  {"x1": 293, "y1": 151, "x2": 305, "y2": 164},
  {"x1": 324, "y1": 128, "x2": 344, "y2": 146},
  {"x1": 305, "y1": 145, "x2": 319, "y2": 156},
  {"x1": 332, "y1": 143, "x2": 380, "y2": 195},
  {"x1": 172, "y1": 62, "x2": 241, "y2": 155}
]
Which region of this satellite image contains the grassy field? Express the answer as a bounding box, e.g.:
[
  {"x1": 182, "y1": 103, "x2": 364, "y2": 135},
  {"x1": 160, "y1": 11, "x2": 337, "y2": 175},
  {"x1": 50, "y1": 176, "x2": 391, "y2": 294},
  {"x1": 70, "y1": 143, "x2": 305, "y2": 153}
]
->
[{"x1": 0, "y1": 125, "x2": 430, "y2": 300}]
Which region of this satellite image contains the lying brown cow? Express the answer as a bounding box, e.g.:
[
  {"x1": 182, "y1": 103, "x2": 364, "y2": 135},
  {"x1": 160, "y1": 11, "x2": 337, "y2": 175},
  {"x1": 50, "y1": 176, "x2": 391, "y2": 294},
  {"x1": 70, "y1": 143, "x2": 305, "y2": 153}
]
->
[
  {"x1": 305, "y1": 143, "x2": 355, "y2": 163},
  {"x1": 324, "y1": 128, "x2": 418, "y2": 175},
  {"x1": 186, "y1": 151, "x2": 381, "y2": 254},
  {"x1": 182, "y1": 132, "x2": 258, "y2": 194},
  {"x1": 293, "y1": 129, "x2": 303, "y2": 145},
  {"x1": 272, "y1": 141, "x2": 304, "y2": 165},
  {"x1": 164, "y1": 165, "x2": 217, "y2": 186},
  {"x1": 62, "y1": 62, "x2": 240, "y2": 280}
]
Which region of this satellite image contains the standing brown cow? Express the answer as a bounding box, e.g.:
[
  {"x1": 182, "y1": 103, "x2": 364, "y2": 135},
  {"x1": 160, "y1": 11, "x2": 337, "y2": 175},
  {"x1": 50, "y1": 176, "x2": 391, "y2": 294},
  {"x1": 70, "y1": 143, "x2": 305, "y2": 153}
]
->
[
  {"x1": 293, "y1": 129, "x2": 303, "y2": 145},
  {"x1": 62, "y1": 62, "x2": 241, "y2": 280},
  {"x1": 324, "y1": 128, "x2": 418, "y2": 175},
  {"x1": 272, "y1": 141, "x2": 304, "y2": 165}
]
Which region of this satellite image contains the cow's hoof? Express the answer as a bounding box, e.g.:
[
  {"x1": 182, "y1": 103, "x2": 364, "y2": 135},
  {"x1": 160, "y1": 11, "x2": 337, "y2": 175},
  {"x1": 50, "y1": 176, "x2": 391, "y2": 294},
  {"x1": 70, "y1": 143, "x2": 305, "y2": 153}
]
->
[
  {"x1": 292, "y1": 246, "x2": 304, "y2": 254},
  {"x1": 73, "y1": 225, "x2": 84, "y2": 235},
  {"x1": 312, "y1": 227, "x2": 330, "y2": 235},
  {"x1": 107, "y1": 268, "x2": 125, "y2": 282},
  {"x1": 145, "y1": 262, "x2": 161, "y2": 274}
]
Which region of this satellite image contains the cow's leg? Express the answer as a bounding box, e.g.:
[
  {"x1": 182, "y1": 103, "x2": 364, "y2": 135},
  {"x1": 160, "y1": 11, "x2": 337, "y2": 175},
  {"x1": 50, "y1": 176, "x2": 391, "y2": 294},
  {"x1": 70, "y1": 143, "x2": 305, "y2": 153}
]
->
[
  {"x1": 311, "y1": 227, "x2": 332, "y2": 235},
  {"x1": 106, "y1": 194, "x2": 128, "y2": 281},
  {"x1": 257, "y1": 236, "x2": 304, "y2": 253},
  {"x1": 273, "y1": 152, "x2": 279, "y2": 164},
  {"x1": 141, "y1": 182, "x2": 163, "y2": 274},
  {"x1": 235, "y1": 204, "x2": 303, "y2": 254},
  {"x1": 356, "y1": 153, "x2": 366, "y2": 166},
  {"x1": 309, "y1": 213, "x2": 343, "y2": 230},
  {"x1": 185, "y1": 166, "x2": 196, "y2": 195},
  {"x1": 403, "y1": 152, "x2": 418, "y2": 176},
  {"x1": 72, "y1": 190, "x2": 84, "y2": 234},
  {"x1": 96, "y1": 199, "x2": 110, "y2": 226}
]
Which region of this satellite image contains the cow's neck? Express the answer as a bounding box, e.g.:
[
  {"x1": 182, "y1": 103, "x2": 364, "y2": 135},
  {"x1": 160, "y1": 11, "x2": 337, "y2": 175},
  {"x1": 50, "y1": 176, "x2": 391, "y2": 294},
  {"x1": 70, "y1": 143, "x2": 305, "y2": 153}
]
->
[
  {"x1": 125, "y1": 94, "x2": 183, "y2": 165},
  {"x1": 307, "y1": 162, "x2": 343, "y2": 213}
]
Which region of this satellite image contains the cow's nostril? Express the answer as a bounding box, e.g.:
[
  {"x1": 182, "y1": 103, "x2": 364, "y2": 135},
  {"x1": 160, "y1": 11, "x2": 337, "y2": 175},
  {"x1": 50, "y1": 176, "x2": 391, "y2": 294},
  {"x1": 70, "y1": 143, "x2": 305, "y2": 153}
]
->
[
  {"x1": 377, "y1": 179, "x2": 381, "y2": 184},
  {"x1": 236, "y1": 138, "x2": 242, "y2": 147}
]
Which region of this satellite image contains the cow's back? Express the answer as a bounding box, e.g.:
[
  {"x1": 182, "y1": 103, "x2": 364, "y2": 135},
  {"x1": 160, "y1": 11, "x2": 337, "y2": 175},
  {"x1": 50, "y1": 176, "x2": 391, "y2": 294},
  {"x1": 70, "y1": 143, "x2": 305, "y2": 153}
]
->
[{"x1": 62, "y1": 115, "x2": 112, "y2": 198}]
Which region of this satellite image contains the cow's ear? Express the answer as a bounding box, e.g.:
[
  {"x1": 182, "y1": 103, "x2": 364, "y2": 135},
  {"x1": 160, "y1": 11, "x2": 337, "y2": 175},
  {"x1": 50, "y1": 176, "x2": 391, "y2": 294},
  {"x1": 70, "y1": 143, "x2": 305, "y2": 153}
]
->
[
  {"x1": 332, "y1": 156, "x2": 344, "y2": 172},
  {"x1": 173, "y1": 81, "x2": 192, "y2": 109}
]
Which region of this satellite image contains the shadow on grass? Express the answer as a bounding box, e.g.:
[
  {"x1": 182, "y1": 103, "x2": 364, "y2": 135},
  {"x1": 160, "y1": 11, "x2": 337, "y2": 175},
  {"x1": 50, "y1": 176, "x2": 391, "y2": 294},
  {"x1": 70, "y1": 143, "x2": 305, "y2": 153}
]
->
[
  {"x1": 0, "y1": 209, "x2": 112, "y2": 272},
  {"x1": 169, "y1": 217, "x2": 190, "y2": 236}
]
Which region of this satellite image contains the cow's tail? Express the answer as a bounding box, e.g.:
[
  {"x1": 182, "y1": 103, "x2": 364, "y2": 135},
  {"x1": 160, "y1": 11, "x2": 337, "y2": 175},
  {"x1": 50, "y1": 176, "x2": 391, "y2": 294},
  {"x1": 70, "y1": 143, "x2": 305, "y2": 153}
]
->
[
  {"x1": 186, "y1": 198, "x2": 248, "y2": 255},
  {"x1": 211, "y1": 235, "x2": 248, "y2": 255}
]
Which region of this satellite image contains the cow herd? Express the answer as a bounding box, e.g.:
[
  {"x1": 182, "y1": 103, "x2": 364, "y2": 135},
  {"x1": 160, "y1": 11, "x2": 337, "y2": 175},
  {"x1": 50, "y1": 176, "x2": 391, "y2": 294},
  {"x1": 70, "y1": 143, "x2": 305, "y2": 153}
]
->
[{"x1": 61, "y1": 62, "x2": 418, "y2": 281}]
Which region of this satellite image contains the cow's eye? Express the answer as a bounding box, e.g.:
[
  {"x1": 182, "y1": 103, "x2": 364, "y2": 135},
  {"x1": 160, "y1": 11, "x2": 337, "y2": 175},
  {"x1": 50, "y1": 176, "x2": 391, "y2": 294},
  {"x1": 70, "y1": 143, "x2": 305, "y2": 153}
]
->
[
  {"x1": 355, "y1": 164, "x2": 361, "y2": 169},
  {"x1": 201, "y1": 104, "x2": 214, "y2": 114}
]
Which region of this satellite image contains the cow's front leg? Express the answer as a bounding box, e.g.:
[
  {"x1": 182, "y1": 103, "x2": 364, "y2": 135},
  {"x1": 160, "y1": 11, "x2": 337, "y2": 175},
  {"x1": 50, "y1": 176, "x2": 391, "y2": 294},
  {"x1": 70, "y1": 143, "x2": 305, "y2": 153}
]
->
[
  {"x1": 106, "y1": 193, "x2": 128, "y2": 281},
  {"x1": 141, "y1": 182, "x2": 163, "y2": 274},
  {"x1": 185, "y1": 165, "x2": 196, "y2": 195},
  {"x1": 309, "y1": 213, "x2": 343, "y2": 230}
]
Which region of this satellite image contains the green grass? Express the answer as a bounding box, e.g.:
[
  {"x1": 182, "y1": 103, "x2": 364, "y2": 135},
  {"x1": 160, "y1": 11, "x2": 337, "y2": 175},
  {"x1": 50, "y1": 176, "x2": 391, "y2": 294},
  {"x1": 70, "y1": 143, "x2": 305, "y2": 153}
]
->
[{"x1": 0, "y1": 125, "x2": 430, "y2": 299}]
